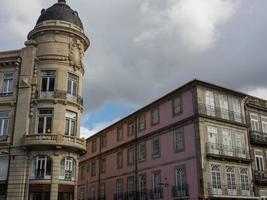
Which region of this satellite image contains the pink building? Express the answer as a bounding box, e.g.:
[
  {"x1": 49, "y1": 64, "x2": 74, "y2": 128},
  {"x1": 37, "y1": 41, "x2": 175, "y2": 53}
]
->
[{"x1": 78, "y1": 80, "x2": 261, "y2": 200}]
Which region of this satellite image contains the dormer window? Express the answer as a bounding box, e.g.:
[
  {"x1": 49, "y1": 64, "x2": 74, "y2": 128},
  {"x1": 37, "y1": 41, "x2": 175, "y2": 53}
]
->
[{"x1": 41, "y1": 70, "x2": 55, "y2": 98}]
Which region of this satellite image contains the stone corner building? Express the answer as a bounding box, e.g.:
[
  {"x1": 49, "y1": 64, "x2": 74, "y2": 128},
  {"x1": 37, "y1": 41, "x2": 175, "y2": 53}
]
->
[{"x1": 0, "y1": 0, "x2": 89, "y2": 199}]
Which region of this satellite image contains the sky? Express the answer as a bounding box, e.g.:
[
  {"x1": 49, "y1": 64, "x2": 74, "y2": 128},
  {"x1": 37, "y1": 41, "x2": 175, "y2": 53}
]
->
[{"x1": 0, "y1": 0, "x2": 267, "y2": 138}]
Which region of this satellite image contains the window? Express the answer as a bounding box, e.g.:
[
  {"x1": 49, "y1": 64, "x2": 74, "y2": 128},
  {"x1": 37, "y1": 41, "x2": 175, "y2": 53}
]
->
[
  {"x1": 240, "y1": 169, "x2": 249, "y2": 191},
  {"x1": 174, "y1": 127, "x2": 184, "y2": 152},
  {"x1": 208, "y1": 126, "x2": 218, "y2": 144},
  {"x1": 226, "y1": 167, "x2": 236, "y2": 190},
  {"x1": 89, "y1": 186, "x2": 95, "y2": 200},
  {"x1": 151, "y1": 107, "x2": 159, "y2": 125},
  {"x1": 256, "y1": 155, "x2": 264, "y2": 171},
  {"x1": 205, "y1": 91, "x2": 215, "y2": 116},
  {"x1": 65, "y1": 111, "x2": 77, "y2": 136},
  {"x1": 92, "y1": 140, "x2": 97, "y2": 153},
  {"x1": 219, "y1": 94, "x2": 229, "y2": 120},
  {"x1": 127, "y1": 176, "x2": 135, "y2": 195},
  {"x1": 0, "y1": 157, "x2": 8, "y2": 181},
  {"x1": 262, "y1": 116, "x2": 267, "y2": 134},
  {"x1": 127, "y1": 147, "x2": 134, "y2": 166},
  {"x1": 117, "y1": 127, "x2": 123, "y2": 141},
  {"x1": 67, "y1": 73, "x2": 78, "y2": 97},
  {"x1": 116, "y1": 179, "x2": 123, "y2": 198},
  {"x1": 138, "y1": 141, "x2": 146, "y2": 161},
  {"x1": 60, "y1": 157, "x2": 76, "y2": 181},
  {"x1": 2, "y1": 73, "x2": 13, "y2": 95},
  {"x1": 250, "y1": 114, "x2": 259, "y2": 131},
  {"x1": 152, "y1": 136, "x2": 160, "y2": 158},
  {"x1": 211, "y1": 165, "x2": 221, "y2": 189},
  {"x1": 233, "y1": 99, "x2": 242, "y2": 122},
  {"x1": 152, "y1": 171, "x2": 161, "y2": 191},
  {"x1": 100, "y1": 158, "x2": 106, "y2": 173},
  {"x1": 100, "y1": 134, "x2": 107, "y2": 148},
  {"x1": 128, "y1": 122, "x2": 134, "y2": 136},
  {"x1": 138, "y1": 115, "x2": 146, "y2": 131},
  {"x1": 41, "y1": 70, "x2": 55, "y2": 96},
  {"x1": 0, "y1": 112, "x2": 9, "y2": 137},
  {"x1": 173, "y1": 96, "x2": 182, "y2": 116},
  {"x1": 32, "y1": 155, "x2": 52, "y2": 179},
  {"x1": 100, "y1": 183, "x2": 105, "y2": 200},
  {"x1": 139, "y1": 174, "x2": 147, "y2": 196},
  {"x1": 37, "y1": 109, "x2": 53, "y2": 134},
  {"x1": 175, "y1": 166, "x2": 186, "y2": 197},
  {"x1": 91, "y1": 162, "x2": 96, "y2": 176},
  {"x1": 117, "y1": 151, "x2": 123, "y2": 169}
]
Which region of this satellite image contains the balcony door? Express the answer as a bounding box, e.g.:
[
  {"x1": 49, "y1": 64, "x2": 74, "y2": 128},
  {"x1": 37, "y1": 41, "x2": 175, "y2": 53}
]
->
[
  {"x1": 222, "y1": 129, "x2": 233, "y2": 156},
  {"x1": 208, "y1": 126, "x2": 219, "y2": 154},
  {"x1": 219, "y1": 95, "x2": 229, "y2": 120},
  {"x1": 205, "y1": 91, "x2": 215, "y2": 116},
  {"x1": 256, "y1": 155, "x2": 264, "y2": 172},
  {"x1": 235, "y1": 133, "x2": 246, "y2": 158},
  {"x1": 41, "y1": 70, "x2": 55, "y2": 98}
]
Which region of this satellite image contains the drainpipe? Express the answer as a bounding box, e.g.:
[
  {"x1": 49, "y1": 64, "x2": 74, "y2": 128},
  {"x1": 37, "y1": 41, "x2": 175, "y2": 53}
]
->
[
  {"x1": 98, "y1": 137, "x2": 102, "y2": 199},
  {"x1": 134, "y1": 117, "x2": 138, "y2": 199}
]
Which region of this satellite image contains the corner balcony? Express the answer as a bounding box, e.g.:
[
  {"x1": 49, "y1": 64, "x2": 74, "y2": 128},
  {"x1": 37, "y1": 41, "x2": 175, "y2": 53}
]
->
[
  {"x1": 198, "y1": 104, "x2": 245, "y2": 124},
  {"x1": 24, "y1": 134, "x2": 86, "y2": 154},
  {"x1": 254, "y1": 170, "x2": 267, "y2": 186},
  {"x1": 250, "y1": 131, "x2": 267, "y2": 145},
  {"x1": 207, "y1": 183, "x2": 254, "y2": 198},
  {"x1": 206, "y1": 143, "x2": 250, "y2": 163}
]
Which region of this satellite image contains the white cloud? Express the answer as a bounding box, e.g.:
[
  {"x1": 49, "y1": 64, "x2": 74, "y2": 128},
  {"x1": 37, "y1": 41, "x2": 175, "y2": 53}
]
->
[
  {"x1": 80, "y1": 118, "x2": 121, "y2": 139},
  {"x1": 247, "y1": 87, "x2": 267, "y2": 100}
]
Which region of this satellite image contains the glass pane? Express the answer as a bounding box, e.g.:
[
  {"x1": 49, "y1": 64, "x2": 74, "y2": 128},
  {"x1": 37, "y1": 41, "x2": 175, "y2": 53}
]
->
[
  {"x1": 38, "y1": 117, "x2": 44, "y2": 133},
  {"x1": 67, "y1": 79, "x2": 72, "y2": 94},
  {"x1": 72, "y1": 82, "x2": 77, "y2": 96},
  {"x1": 45, "y1": 117, "x2": 52, "y2": 133},
  {"x1": 65, "y1": 119, "x2": 69, "y2": 135},
  {"x1": 41, "y1": 78, "x2": 48, "y2": 92},
  {"x1": 48, "y1": 78, "x2": 55, "y2": 92},
  {"x1": 71, "y1": 121, "x2": 75, "y2": 136}
]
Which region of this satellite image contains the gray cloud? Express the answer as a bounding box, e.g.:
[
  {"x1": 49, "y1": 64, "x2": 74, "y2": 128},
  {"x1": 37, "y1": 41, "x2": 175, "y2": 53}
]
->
[{"x1": 1, "y1": 0, "x2": 267, "y2": 119}]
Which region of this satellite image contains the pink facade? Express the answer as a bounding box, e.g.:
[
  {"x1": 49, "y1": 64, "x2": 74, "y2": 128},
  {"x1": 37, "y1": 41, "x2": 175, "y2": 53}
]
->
[{"x1": 78, "y1": 88, "x2": 199, "y2": 199}]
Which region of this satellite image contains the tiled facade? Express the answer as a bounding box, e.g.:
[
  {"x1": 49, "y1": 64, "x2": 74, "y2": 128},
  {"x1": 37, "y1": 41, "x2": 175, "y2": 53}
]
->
[
  {"x1": 0, "y1": 1, "x2": 89, "y2": 199},
  {"x1": 78, "y1": 80, "x2": 267, "y2": 200}
]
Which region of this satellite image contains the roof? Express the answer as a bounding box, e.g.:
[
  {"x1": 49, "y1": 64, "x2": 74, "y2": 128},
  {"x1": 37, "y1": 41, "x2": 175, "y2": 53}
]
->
[{"x1": 36, "y1": 0, "x2": 83, "y2": 29}]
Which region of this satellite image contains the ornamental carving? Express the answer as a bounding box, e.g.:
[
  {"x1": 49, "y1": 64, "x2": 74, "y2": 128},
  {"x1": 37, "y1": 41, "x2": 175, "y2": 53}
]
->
[{"x1": 69, "y1": 37, "x2": 84, "y2": 68}]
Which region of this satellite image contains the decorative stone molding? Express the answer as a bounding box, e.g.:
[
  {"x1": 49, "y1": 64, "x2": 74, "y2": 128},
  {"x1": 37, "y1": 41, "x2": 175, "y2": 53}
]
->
[{"x1": 69, "y1": 37, "x2": 84, "y2": 68}]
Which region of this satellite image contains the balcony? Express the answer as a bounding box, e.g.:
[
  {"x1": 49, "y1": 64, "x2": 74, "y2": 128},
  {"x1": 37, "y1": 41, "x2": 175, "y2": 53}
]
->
[
  {"x1": 171, "y1": 185, "x2": 189, "y2": 198},
  {"x1": 0, "y1": 92, "x2": 13, "y2": 97},
  {"x1": 37, "y1": 90, "x2": 83, "y2": 106},
  {"x1": 149, "y1": 187, "x2": 163, "y2": 199},
  {"x1": 206, "y1": 143, "x2": 250, "y2": 162},
  {"x1": 250, "y1": 131, "x2": 267, "y2": 145},
  {"x1": 137, "y1": 190, "x2": 148, "y2": 200},
  {"x1": 254, "y1": 170, "x2": 267, "y2": 185},
  {"x1": 198, "y1": 104, "x2": 244, "y2": 124},
  {"x1": 24, "y1": 134, "x2": 86, "y2": 154},
  {"x1": 208, "y1": 183, "x2": 253, "y2": 197}
]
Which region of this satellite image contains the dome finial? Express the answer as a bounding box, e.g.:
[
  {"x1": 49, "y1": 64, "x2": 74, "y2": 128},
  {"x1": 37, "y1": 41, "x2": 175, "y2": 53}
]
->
[{"x1": 58, "y1": 0, "x2": 66, "y2": 3}]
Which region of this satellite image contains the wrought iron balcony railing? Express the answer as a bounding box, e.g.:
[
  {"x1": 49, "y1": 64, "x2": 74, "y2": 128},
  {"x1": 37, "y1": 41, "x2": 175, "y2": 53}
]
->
[
  {"x1": 149, "y1": 187, "x2": 163, "y2": 199},
  {"x1": 136, "y1": 190, "x2": 148, "y2": 200},
  {"x1": 34, "y1": 169, "x2": 51, "y2": 180},
  {"x1": 0, "y1": 92, "x2": 13, "y2": 97},
  {"x1": 207, "y1": 183, "x2": 252, "y2": 197},
  {"x1": 171, "y1": 184, "x2": 189, "y2": 198},
  {"x1": 250, "y1": 131, "x2": 267, "y2": 145},
  {"x1": 206, "y1": 143, "x2": 250, "y2": 161},
  {"x1": 198, "y1": 104, "x2": 244, "y2": 124},
  {"x1": 254, "y1": 170, "x2": 267, "y2": 185}
]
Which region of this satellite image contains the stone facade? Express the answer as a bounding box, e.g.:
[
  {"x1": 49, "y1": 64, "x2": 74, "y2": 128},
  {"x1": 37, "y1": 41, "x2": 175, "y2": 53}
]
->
[{"x1": 0, "y1": 1, "x2": 89, "y2": 200}]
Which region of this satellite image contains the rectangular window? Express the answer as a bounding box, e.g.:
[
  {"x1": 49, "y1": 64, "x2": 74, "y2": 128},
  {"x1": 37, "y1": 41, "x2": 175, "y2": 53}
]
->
[
  {"x1": 139, "y1": 174, "x2": 147, "y2": 194},
  {"x1": 117, "y1": 151, "x2": 123, "y2": 169},
  {"x1": 116, "y1": 179, "x2": 123, "y2": 196},
  {"x1": 219, "y1": 94, "x2": 229, "y2": 120},
  {"x1": 250, "y1": 114, "x2": 260, "y2": 131},
  {"x1": 240, "y1": 169, "x2": 249, "y2": 191},
  {"x1": 205, "y1": 91, "x2": 215, "y2": 116},
  {"x1": 100, "y1": 183, "x2": 105, "y2": 200},
  {"x1": 262, "y1": 116, "x2": 267, "y2": 134},
  {"x1": 100, "y1": 158, "x2": 106, "y2": 173},
  {"x1": 117, "y1": 127, "x2": 123, "y2": 141},
  {"x1": 138, "y1": 141, "x2": 146, "y2": 161},
  {"x1": 152, "y1": 171, "x2": 161, "y2": 190},
  {"x1": 67, "y1": 73, "x2": 78, "y2": 96},
  {"x1": 128, "y1": 122, "x2": 135, "y2": 136},
  {"x1": 91, "y1": 162, "x2": 96, "y2": 176},
  {"x1": 41, "y1": 70, "x2": 55, "y2": 93},
  {"x1": 256, "y1": 155, "x2": 264, "y2": 171},
  {"x1": 173, "y1": 96, "x2": 182, "y2": 116},
  {"x1": 65, "y1": 111, "x2": 77, "y2": 136},
  {"x1": 37, "y1": 109, "x2": 53, "y2": 134},
  {"x1": 127, "y1": 147, "x2": 134, "y2": 166},
  {"x1": 174, "y1": 127, "x2": 184, "y2": 152},
  {"x1": 151, "y1": 107, "x2": 159, "y2": 125},
  {"x1": 233, "y1": 99, "x2": 242, "y2": 123},
  {"x1": 2, "y1": 73, "x2": 13, "y2": 95},
  {"x1": 34, "y1": 155, "x2": 52, "y2": 179},
  {"x1": 100, "y1": 134, "x2": 107, "y2": 148},
  {"x1": 0, "y1": 112, "x2": 9, "y2": 137},
  {"x1": 127, "y1": 176, "x2": 135, "y2": 194},
  {"x1": 89, "y1": 186, "x2": 95, "y2": 200},
  {"x1": 92, "y1": 140, "x2": 97, "y2": 153},
  {"x1": 138, "y1": 115, "x2": 146, "y2": 131},
  {"x1": 152, "y1": 136, "x2": 160, "y2": 158}
]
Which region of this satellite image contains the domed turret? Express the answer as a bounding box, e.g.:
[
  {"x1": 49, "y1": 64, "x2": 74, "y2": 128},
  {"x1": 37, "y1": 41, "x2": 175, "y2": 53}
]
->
[{"x1": 36, "y1": 0, "x2": 83, "y2": 29}]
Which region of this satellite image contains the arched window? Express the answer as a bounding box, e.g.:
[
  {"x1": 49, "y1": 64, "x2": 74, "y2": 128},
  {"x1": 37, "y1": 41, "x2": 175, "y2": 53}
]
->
[
  {"x1": 31, "y1": 155, "x2": 52, "y2": 179},
  {"x1": 211, "y1": 165, "x2": 221, "y2": 189},
  {"x1": 240, "y1": 169, "x2": 249, "y2": 191},
  {"x1": 226, "y1": 167, "x2": 236, "y2": 190},
  {"x1": 60, "y1": 157, "x2": 76, "y2": 181}
]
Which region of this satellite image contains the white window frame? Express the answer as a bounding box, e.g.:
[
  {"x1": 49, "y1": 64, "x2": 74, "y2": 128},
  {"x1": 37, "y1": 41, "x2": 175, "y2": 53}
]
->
[
  {"x1": 219, "y1": 94, "x2": 229, "y2": 120},
  {"x1": 32, "y1": 155, "x2": 51, "y2": 179},
  {"x1": 37, "y1": 109, "x2": 53, "y2": 134},
  {"x1": 40, "y1": 70, "x2": 56, "y2": 98},
  {"x1": 233, "y1": 99, "x2": 242, "y2": 122},
  {"x1": 240, "y1": 169, "x2": 249, "y2": 192},
  {"x1": 2, "y1": 73, "x2": 13, "y2": 95},
  {"x1": 226, "y1": 167, "x2": 236, "y2": 191},
  {"x1": 174, "y1": 127, "x2": 184, "y2": 152},
  {"x1": 65, "y1": 111, "x2": 77, "y2": 136},
  {"x1": 0, "y1": 112, "x2": 9, "y2": 137},
  {"x1": 211, "y1": 165, "x2": 222, "y2": 194},
  {"x1": 205, "y1": 91, "x2": 215, "y2": 116},
  {"x1": 138, "y1": 141, "x2": 146, "y2": 161},
  {"x1": 60, "y1": 157, "x2": 75, "y2": 181},
  {"x1": 261, "y1": 116, "x2": 267, "y2": 134},
  {"x1": 250, "y1": 113, "x2": 260, "y2": 131},
  {"x1": 151, "y1": 107, "x2": 159, "y2": 125},
  {"x1": 255, "y1": 155, "x2": 264, "y2": 171},
  {"x1": 67, "y1": 73, "x2": 78, "y2": 98}
]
